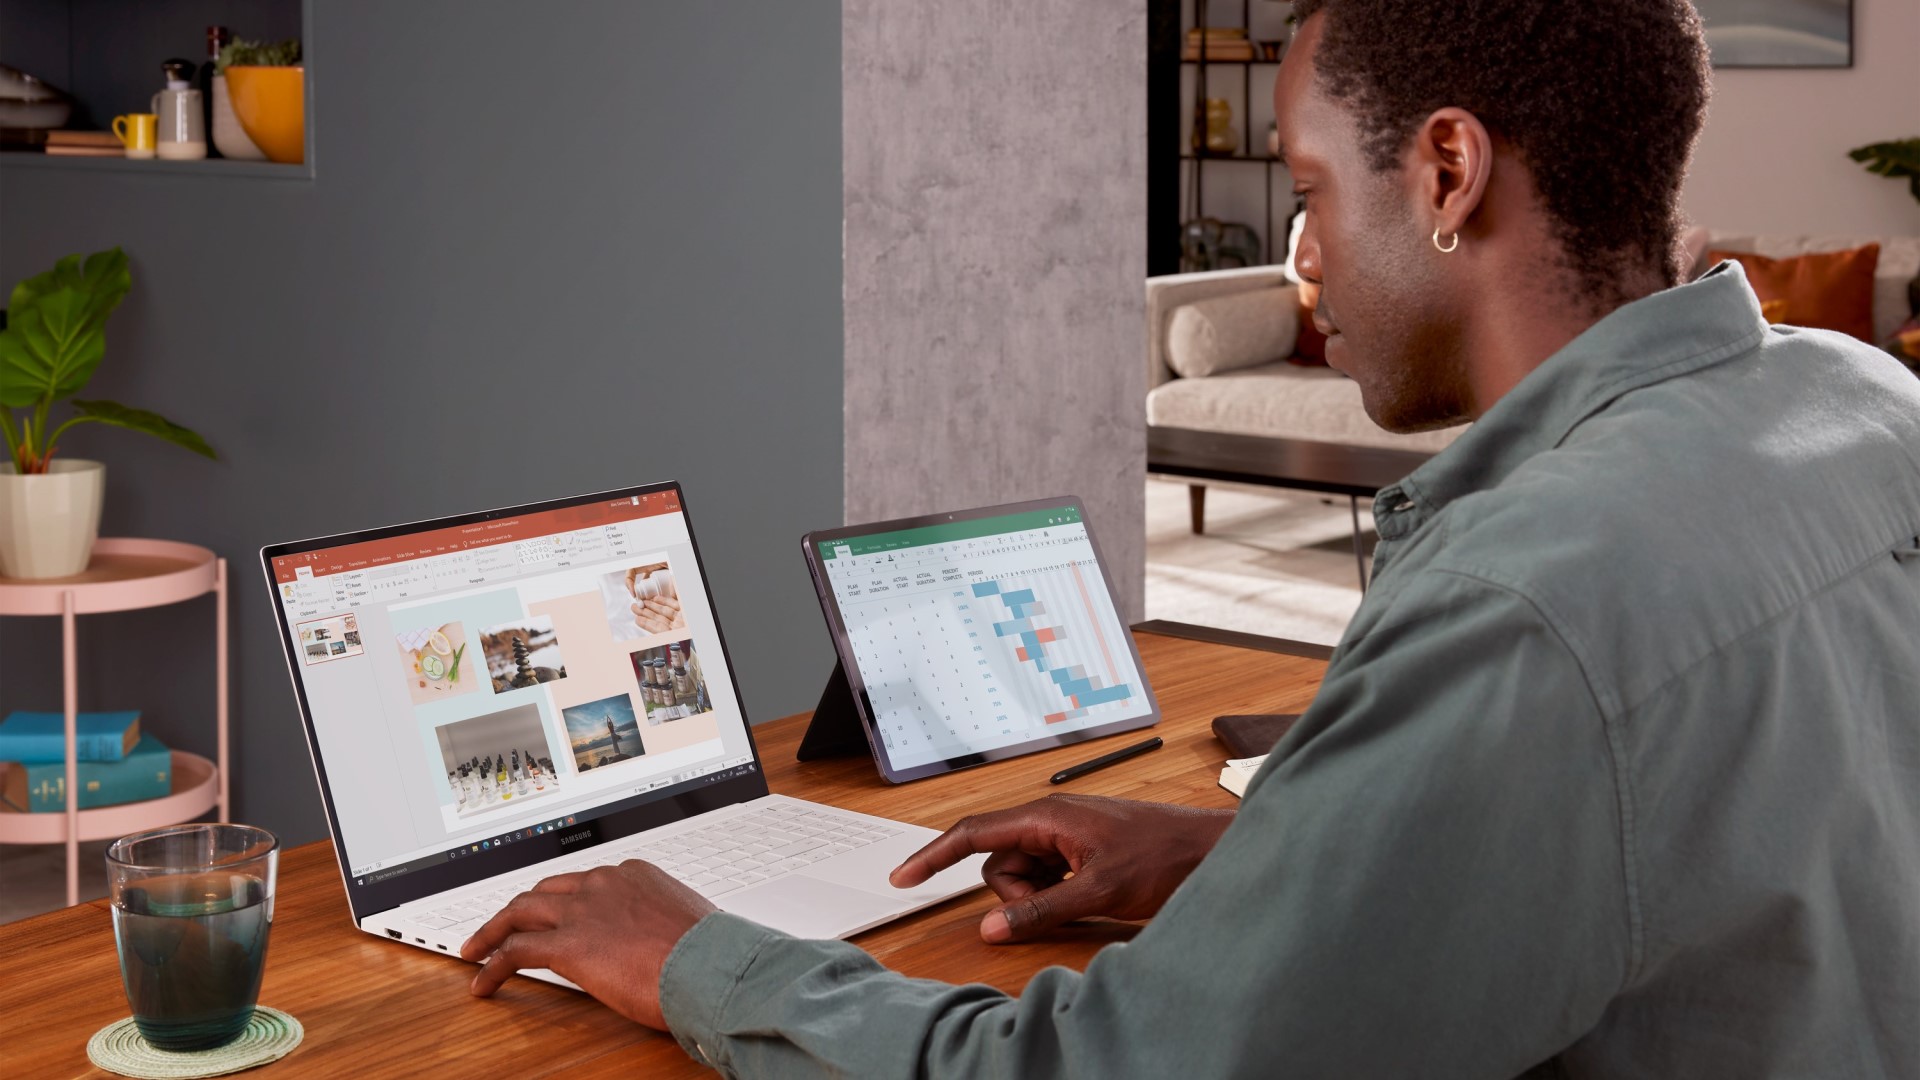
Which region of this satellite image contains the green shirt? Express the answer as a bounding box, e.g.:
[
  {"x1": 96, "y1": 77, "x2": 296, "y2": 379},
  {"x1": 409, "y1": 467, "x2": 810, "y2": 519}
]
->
[{"x1": 660, "y1": 263, "x2": 1920, "y2": 1078}]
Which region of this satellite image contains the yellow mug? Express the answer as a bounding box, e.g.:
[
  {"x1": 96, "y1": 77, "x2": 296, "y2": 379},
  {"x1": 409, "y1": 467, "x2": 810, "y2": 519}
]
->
[{"x1": 112, "y1": 113, "x2": 158, "y2": 159}]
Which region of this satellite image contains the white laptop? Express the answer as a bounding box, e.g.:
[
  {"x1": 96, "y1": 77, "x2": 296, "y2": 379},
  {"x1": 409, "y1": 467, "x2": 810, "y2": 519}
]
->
[{"x1": 261, "y1": 481, "x2": 984, "y2": 988}]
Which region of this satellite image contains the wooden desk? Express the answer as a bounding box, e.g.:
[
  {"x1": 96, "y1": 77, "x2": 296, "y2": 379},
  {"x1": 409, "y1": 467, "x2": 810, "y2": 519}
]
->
[{"x1": 2, "y1": 628, "x2": 1328, "y2": 1079}]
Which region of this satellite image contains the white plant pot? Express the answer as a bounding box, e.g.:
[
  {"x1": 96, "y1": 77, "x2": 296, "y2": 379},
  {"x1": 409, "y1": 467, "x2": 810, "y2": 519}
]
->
[
  {"x1": 212, "y1": 74, "x2": 268, "y2": 161},
  {"x1": 0, "y1": 459, "x2": 105, "y2": 579}
]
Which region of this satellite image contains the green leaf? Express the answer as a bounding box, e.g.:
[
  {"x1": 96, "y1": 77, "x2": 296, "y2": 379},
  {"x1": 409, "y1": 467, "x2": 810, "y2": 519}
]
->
[
  {"x1": 219, "y1": 37, "x2": 301, "y2": 71},
  {"x1": 0, "y1": 335, "x2": 30, "y2": 392},
  {"x1": 0, "y1": 248, "x2": 131, "y2": 409},
  {"x1": 68, "y1": 400, "x2": 217, "y2": 460},
  {"x1": 1848, "y1": 138, "x2": 1920, "y2": 179},
  {"x1": 78, "y1": 248, "x2": 131, "y2": 328},
  {"x1": 0, "y1": 286, "x2": 108, "y2": 403}
]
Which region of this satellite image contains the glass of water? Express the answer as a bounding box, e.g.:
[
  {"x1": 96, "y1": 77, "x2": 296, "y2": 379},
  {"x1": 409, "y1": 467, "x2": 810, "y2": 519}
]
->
[{"x1": 106, "y1": 823, "x2": 279, "y2": 1051}]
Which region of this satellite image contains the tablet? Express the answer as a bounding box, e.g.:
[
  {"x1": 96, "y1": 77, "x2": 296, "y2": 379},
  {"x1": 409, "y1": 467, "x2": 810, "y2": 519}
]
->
[{"x1": 802, "y1": 496, "x2": 1160, "y2": 783}]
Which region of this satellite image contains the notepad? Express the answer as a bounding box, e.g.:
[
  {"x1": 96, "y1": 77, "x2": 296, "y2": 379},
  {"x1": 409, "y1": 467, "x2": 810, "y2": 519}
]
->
[{"x1": 1218, "y1": 754, "x2": 1268, "y2": 798}]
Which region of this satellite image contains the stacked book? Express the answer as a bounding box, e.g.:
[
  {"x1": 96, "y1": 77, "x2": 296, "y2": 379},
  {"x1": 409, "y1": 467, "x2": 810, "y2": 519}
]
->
[
  {"x1": 1184, "y1": 27, "x2": 1255, "y2": 62},
  {"x1": 45, "y1": 130, "x2": 123, "y2": 158},
  {"x1": 0, "y1": 711, "x2": 171, "y2": 813}
]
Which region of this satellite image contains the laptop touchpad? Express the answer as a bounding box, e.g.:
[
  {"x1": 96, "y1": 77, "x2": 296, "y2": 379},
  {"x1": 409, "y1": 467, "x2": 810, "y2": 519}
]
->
[{"x1": 719, "y1": 875, "x2": 906, "y2": 939}]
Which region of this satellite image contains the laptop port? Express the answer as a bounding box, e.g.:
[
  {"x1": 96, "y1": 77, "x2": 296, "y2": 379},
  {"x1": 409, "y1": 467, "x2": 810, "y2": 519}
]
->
[
  {"x1": 436, "y1": 944, "x2": 448, "y2": 951},
  {"x1": 386, "y1": 929, "x2": 402, "y2": 939},
  {"x1": 415, "y1": 937, "x2": 426, "y2": 944}
]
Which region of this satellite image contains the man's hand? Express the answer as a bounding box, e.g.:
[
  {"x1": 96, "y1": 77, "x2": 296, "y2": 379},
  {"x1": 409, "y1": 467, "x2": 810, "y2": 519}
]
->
[
  {"x1": 890, "y1": 794, "x2": 1234, "y2": 944},
  {"x1": 461, "y1": 860, "x2": 715, "y2": 1029}
]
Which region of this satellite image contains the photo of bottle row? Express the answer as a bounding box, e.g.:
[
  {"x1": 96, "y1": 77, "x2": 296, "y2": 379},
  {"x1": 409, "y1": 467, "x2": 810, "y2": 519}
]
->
[
  {"x1": 630, "y1": 639, "x2": 711, "y2": 723},
  {"x1": 431, "y1": 702, "x2": 566, "y2": 818}
]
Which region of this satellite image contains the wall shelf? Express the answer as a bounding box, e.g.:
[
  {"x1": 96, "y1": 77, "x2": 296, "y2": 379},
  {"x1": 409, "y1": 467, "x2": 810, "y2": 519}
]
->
[
  {"x1": 1178, "y1": 153, "x2": 1281, "y2": 164},
  {"x1": 0, "y1": 0, "x2": 312, "y2": 181},
  {"x1": 0, "y1": 154, "x2": 312, "y2": 180}
]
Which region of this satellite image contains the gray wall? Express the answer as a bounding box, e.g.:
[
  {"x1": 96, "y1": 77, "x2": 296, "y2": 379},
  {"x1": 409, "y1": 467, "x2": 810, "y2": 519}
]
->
[
  {"x1": 841, "y1": 1, "x2": 1149, "y2": 618},
  {"x1": 0, "y1": 1, "x2": 842, "y2": 847}
]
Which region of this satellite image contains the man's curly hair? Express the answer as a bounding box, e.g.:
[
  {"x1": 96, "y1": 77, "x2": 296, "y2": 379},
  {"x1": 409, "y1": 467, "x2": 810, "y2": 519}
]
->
[{"x1": 1290, "y1": 0, "x2": 1710, "y2": 296}]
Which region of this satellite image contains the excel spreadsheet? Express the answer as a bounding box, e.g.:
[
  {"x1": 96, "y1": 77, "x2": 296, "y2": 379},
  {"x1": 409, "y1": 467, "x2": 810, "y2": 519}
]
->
[{"x1": 816, "y1": 506, "x2": 1152, "y2": 771}]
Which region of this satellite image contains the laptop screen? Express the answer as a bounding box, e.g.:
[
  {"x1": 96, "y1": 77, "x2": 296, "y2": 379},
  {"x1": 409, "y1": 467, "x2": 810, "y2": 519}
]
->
[{"x1": 264, "y1": 484, "x2": 764, "y2": 912}]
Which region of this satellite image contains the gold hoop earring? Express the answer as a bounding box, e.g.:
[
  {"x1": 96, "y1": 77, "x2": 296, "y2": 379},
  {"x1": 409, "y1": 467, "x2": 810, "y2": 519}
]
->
[{"x1": 1432, "y1": 227, "x2": 1459, "y2": 254}]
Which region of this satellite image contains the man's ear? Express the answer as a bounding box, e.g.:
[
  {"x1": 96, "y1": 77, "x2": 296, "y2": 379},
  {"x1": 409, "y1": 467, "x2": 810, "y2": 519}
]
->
[{"x1": 1413, "y1": 107, "x2": 1493, "y2": 240}]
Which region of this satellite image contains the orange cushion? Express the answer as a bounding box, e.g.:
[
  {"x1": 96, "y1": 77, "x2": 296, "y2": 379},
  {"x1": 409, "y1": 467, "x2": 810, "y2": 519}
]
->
[
  {"x1": 1289, "y1": 280, "x2": 1328, "y2": 365},
  {"x1": 1709, "y1": 244, "x2": 1880, "y2": 342}
]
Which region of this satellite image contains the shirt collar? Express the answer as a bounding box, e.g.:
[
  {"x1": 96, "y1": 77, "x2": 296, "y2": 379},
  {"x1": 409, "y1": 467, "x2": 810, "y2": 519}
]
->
[{"x1": 1374, "y1": 261, "x2": 1768, "y2": 540}]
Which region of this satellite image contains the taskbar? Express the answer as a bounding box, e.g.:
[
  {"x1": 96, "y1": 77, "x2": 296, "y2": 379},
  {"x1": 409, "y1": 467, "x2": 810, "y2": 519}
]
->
[{"x1": 355, "y1": 754, "x2": 758, "y2": 888}]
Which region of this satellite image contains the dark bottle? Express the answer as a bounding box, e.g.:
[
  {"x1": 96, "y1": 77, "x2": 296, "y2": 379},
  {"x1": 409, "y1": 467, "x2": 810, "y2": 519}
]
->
[
  {"x1": 669, "y1": 644, "x2": 693, "y2": 701},
  {"x1": 199, "y1": 26, "x2": 231, "y2": 158}
]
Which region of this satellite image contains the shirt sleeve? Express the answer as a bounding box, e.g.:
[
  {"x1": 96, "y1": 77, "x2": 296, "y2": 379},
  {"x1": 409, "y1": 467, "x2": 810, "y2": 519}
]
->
[{"x1": 658, "y1": 568, "x2": 1633, "y2": 1079}]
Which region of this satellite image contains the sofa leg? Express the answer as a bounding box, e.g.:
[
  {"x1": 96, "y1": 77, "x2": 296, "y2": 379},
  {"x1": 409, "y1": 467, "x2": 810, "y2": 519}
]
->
[{"x1": 1188, "y1": 485, "x2": 1206, "y2": 534}]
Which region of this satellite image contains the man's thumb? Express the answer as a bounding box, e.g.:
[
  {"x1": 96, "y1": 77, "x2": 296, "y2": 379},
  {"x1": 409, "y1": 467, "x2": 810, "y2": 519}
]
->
[{"x1": 981, "y1": 878, "x2": 1096, "y2": 943}]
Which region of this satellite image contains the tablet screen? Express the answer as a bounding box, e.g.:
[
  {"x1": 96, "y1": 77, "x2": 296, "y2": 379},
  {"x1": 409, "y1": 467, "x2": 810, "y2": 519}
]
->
[{"x1": 811, "y1": 501, "x2": 1156, "y2": 777}]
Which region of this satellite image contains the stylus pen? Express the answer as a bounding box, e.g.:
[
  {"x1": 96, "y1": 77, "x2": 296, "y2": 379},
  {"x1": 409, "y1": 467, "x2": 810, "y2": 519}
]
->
[{"x1": 1049, "y1": 736, "x2": 1164, "y2": 785}]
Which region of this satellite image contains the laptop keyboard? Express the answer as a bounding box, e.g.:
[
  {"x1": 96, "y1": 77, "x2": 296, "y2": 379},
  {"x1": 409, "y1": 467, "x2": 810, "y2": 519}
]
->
[{"x1": 411, "y1": 804, "x2": 905, "y2": 933}]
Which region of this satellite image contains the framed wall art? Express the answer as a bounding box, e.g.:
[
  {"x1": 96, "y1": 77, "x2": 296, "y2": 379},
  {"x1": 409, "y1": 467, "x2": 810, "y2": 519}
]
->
[{"x1": 1695, "y1": 0, "x2": 1853, "y2": 68}]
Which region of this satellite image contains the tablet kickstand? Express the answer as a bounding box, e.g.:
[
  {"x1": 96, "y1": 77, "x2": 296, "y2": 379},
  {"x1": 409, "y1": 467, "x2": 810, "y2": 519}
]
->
[{"x1": 796, "y1": 658, "x2": 872, "y2": 761}]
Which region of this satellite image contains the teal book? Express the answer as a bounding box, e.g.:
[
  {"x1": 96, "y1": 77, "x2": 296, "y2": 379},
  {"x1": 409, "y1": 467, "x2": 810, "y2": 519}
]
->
[
  {"x1": 0, "y1": 710, "x2": 141, "y2": 763},
  {"x1": 0, "y1": 734, "x2": 171, "y2": 813}
]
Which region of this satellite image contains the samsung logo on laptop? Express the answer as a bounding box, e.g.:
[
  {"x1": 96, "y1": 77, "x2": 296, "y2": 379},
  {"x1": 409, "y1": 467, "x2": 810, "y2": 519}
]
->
[{"x1": 556, "y1": 829, "x2": 595, "y2": 850}]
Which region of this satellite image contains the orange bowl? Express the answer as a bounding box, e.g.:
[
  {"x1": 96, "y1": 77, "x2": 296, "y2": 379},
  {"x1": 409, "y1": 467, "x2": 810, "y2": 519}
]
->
[{"x1": 224, "y1": 65, "x2": 305, "y2": 164}]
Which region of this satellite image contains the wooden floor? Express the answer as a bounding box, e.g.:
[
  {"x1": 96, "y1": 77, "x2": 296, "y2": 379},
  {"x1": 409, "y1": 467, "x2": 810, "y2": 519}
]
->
[{"x1": 1, "y1": 629, "x2": 1329, "y2": 1078}]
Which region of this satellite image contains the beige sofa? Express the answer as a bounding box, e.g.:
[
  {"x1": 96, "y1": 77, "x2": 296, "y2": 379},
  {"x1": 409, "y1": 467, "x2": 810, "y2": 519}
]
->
[{"x1": 1147, "y1": 233, "x2": 1920, "y2": 531}]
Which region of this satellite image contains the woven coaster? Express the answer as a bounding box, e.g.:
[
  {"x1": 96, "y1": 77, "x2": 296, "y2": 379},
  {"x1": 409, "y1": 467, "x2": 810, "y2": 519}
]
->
[{"x1": 87, "y1": 1007, "x2": 304, "y2": 1079}]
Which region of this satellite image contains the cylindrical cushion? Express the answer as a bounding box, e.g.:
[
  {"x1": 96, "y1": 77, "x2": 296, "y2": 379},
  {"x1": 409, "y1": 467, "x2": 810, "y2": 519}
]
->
[{"x1": 1165, "y1": 286, "x2": 1299, "y2": 379}]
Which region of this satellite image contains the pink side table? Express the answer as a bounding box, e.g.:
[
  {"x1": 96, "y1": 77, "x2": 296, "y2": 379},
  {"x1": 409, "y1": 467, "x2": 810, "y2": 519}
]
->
[{"x1": 0, "y1": 538, "x2": 229, "y2": 906}]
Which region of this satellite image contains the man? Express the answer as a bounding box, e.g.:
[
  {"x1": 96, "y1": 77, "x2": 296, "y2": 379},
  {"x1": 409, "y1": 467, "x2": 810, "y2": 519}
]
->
[{"x1": 463, "y1": 1, "x2": 1920, "y2": 1074}]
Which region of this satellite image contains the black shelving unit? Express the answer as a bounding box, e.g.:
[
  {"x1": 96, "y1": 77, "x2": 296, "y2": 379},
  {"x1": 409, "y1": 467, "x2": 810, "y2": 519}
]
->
[{"x1": 1149, "y1": 0, "x2": 1297, "y2": 272}]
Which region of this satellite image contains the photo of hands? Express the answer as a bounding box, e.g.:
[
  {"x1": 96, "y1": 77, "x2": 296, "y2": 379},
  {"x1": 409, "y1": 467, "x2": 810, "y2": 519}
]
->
[{"x1": 598, "y1": 559, "x2": 688, "y2": 642}]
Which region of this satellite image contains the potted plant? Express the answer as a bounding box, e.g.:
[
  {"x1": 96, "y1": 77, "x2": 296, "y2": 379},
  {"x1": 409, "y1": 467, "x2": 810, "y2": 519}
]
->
[
  {"x1": 1848, "y1": 137, "x2": 1920, "y2": 205},
  {"x1": 1848, "y1": 139, "x2": 1920, "y2": 375},
  {"x1": 0, "y1": 247, "x2": 216, "y2": 578},
  {"x1": 221, "y1": 37, "x2": 304, "y2": 165}
]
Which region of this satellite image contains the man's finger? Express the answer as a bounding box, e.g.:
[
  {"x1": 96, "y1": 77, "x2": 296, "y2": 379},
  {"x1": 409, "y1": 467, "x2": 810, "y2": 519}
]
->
[
  {"x1": 980, "y1": 849, "x2": 1056, "y2": 903},
  {"x1": 529, "y1": 871, "x2": 589, "y2": 895},
  {"x1": 891, "y1": 807, "x2": 1052, "y2": 887},
  {"x1": 981, "y1": 873, "x2": 1105, "y2": 944},
  {"x1": 469, "y1": 930, "x2": 564, "y2": 997},
  {"x1": 461, "y1": 891, "x2": 569, "y2": 961}
]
